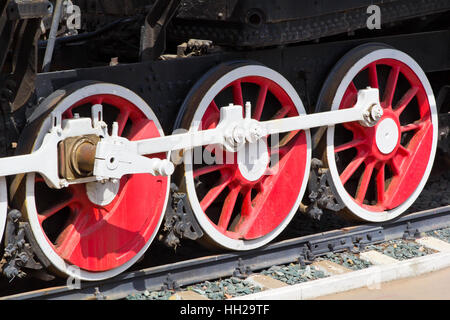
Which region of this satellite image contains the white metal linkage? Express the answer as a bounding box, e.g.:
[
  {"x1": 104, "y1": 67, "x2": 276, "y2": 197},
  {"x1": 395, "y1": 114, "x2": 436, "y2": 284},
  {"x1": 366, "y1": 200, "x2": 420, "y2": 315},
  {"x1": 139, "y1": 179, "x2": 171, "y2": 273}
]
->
[
  {"x1": 96, "y1": 87, "x2": 382, "y2": 180},
  {"x1": 0, "y1": 87, "x2": 382, "y2": 189}
]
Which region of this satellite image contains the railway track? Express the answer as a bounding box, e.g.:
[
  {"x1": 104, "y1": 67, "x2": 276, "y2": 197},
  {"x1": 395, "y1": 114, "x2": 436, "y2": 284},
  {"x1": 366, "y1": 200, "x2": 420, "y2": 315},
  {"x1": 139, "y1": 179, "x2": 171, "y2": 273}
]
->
[{"x1": 2, "y1": 204, "x2": 449, "y2": 300}]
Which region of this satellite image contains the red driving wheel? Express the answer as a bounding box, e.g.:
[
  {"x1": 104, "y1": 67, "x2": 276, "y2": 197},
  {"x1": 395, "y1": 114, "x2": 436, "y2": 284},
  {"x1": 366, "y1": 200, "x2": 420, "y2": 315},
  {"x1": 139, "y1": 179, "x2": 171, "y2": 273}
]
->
[
  {"x1": 11, "y1": 83, "x2": 170, "y2": 280},
  {"x1": 319, "y1": 45, "x2": 438, "y2": 222},
  {"x1": 178, "y1": 63, "x2": 311, "y2": 250}
]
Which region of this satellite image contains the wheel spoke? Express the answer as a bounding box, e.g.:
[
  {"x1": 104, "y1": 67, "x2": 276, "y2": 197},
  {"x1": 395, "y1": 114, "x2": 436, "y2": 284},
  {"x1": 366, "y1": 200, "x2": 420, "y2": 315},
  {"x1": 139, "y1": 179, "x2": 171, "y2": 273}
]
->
[
  {"x1": 383, "y1": 65, "x2": 400, "y2": 108},
  {"x1": 340, "y1": 152, "x2": 367, "y2": 185},
  {"x1": 217, "y1": 185, "x2": 241, "y2": 231},
  {"x1": 91, "y1": 97, "x2": 104, "y2": 105},
  {"x1": 401, "y1": 122, "x2": 423, "y2": 133},
  {"x1": 334, "y1": 138, "x2": 365, "y2": 153},
  {"x1": 341, "y1": 82, "x2": 358, "y2": 109},
  {"x1": 38, "y1": 197, "x2": 75, "y2": 223},
  {"x1": 342, "y1": 121, "x2": 361, "y2": 133},
  {"x1": 389, "y1": 157, "x2": 401, "y2": 176},
  {"x1": 232, "y1": 80, "x2": 244, "y2": 107},
  {"x1": 376, "y1": 162, "x2": 386, "y2": 204},
  {"x1": 269, "y1": 144, "x2": 290, "y2": 158},
  {"x1": 194, "y1": 164, "x2": 232, "y2": 178},
  {"x1": 116, "y1": 109, "x2": 131, "y2": 136},
  {"x1": 349, "y1": 82, "x2": 358, "y2": 95},
  {"x1": 368, "y1": 63, "x2": 379, "y2": 88},
  {"x1": 356, "y1": 161, "x2": 375, "y2": 203},
  {"x1": 227, "y1": 187, "x2": 255, "y2": 238},
  {"x1": 279, "y1": 130, "x2": 300, "y2": 147},
  {"x1": 386, "y1": 122, "x2": 434, "y2": 209},
  {"x1": 398, "y1": 145, "x2": 411, "y2": 156},
  {"x1": 255, "y1": 181, "x2": 265, "y2": 193},
  {"x1": 271, "y1": 106, "x2": 291, "y2": 120},
  {"x1": 400, "y1": 121, "x2": 432, "y2": 158},
  {"x1": 241, "y1": 188, "x2": 253, "y2": 217},
  {"x1": 394, "y1": 86, "x2": 419, "y2": 116},
  {"x1": 253, "y1": 83, "x2": 269, "y2": 120},
  {"x1": 200, "y1": 175, "x2": 232, "y2": 211},
  {"x1": 210, "y1": 100, "x2": 220, "y2": 113},
  {"x1": 64, "y1": 108, "x2": 74, "y2": 119},
  {"x1": 202, "y1": 101, "x2": 220, "y2": 130},
  {"x1": 55, "y1": 209, "x2": 90, "y2": 260}
]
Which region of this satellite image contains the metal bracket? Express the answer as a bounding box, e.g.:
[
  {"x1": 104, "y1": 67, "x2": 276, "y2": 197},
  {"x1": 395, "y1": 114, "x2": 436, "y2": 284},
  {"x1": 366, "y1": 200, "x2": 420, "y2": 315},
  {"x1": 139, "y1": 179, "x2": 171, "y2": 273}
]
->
[
  {"x1": 93, "y1": 287, "x2": 107, "y2": 300},
  {"x1": 91, "y1": 104, "x2": 103, "y2": 128},
  {"x1": 176, "y1": 39, "x2": 214, "y2": 58},
  {"x1": 140, "y1": 0, "x2": 182, "y2": 60},
  {"x1": 233, "y1": 258, "x2": 252, "y2": 279},
  {"x1": 163, "y1": 273, "x2": 180, "y2": 291},
  {"x1": 94, "y1": 134, "x2": 174, "y2": 180},
  {"x1": 437, "y1": 111, "x2": 449, "y2": 155},
  {"x1": 7, "y1": 0, "x2": 52, "y2": 20},
  {"x1": 0, "y1": 210, "x2": 55, "y2": 282},
  {"x1": 161, "y1": 185, "x2": 204, "y2": 249},
  {"x1": 351, "y1": 228, "x2": 385, "y2": 251},
  {"x1": 402, "y1": 221, "x2": 421, "y2": 240},
  {"x1": 303, "y1": 158, "x2": 345, "y2": 220},
  {"x1": 297, "y1": 246, "x2": 314, "y2": 267}
]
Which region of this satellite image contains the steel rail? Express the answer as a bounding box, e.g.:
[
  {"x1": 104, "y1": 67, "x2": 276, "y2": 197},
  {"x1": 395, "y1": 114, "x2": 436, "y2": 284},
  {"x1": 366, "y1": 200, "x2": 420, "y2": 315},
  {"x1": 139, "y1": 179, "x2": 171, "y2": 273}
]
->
[{"x1": 2, "y1": 205, "x2": 449, "y2": 300}]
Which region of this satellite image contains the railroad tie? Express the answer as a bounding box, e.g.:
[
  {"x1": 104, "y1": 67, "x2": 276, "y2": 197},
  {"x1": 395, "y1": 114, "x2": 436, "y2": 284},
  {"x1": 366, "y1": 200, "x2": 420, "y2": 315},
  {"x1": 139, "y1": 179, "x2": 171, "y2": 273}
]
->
[
  {"x1": 359, "y1": 251, "x2": 399, "y2": 265},
  {"x1": 415, "y1": 237, "x2": 450, "y2": 253}
]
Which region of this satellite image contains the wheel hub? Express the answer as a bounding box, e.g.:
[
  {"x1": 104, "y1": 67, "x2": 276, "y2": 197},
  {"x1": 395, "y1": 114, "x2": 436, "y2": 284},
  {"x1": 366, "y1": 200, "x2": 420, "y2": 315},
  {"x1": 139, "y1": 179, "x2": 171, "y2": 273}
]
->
[{"x1": 375, "y1": 118, "x2": 400, "y2": 154}]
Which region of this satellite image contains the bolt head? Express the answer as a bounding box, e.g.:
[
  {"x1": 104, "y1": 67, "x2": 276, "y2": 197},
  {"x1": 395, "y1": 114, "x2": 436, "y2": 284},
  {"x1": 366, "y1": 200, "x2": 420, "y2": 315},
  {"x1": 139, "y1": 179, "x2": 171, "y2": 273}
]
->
[
  {"x1": 60, "y1": 180, "x2": 69, "y2": 188},
  {"x1": 370, "y1": 104, "x2": 384, "y2": 121},
  {"x1": 159, "y1": 160, "x2": 175, "y2": 176},
  {"x1": 233, "y1": 127, "x2": 246, "y2": 145}
]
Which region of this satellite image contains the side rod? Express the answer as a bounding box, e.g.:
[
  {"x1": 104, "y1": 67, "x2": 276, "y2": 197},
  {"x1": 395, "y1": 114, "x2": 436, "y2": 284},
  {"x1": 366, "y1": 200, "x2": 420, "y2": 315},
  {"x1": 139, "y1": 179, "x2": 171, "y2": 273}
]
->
[
  {"x1": 133, "y1": 99, "x2": 377, "y2": 156},
  {"x1": 0, "y1": 88, "x2": 382, "y2": 183}
]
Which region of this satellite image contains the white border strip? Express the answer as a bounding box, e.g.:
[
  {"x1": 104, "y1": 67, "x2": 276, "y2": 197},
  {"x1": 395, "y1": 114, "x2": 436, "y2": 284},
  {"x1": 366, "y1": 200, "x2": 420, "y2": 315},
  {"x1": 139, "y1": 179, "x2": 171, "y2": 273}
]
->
[{"x1": 232, "y1": 252, "x2": 450, "y2": 300}]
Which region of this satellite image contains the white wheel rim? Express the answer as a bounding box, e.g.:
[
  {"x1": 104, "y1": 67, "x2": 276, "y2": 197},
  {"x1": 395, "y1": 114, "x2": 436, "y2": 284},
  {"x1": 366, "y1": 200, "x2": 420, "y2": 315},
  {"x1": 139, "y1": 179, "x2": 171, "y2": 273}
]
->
[
  {"x1": 326, "y1": 49, "x2": 438, "y2": 222},
  {"x1": 0, "y1": 177, "x2": 7, "y2": 243},
  {"x1": 24, "y1": 83, "x2": 169, "y2": 281},
  {"x1": 184, "y1": 65, "x2": 312, "y2": 250}
]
